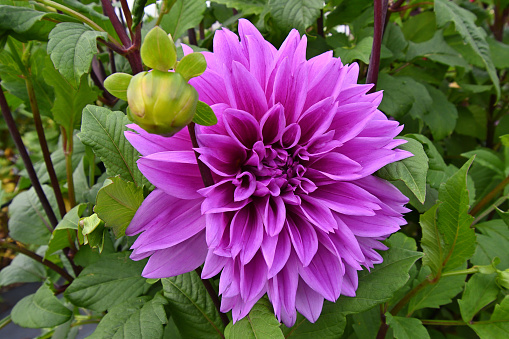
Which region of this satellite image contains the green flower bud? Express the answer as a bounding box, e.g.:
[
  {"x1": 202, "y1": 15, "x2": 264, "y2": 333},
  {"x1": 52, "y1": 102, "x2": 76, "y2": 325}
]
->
[
  {"x1": 126, "y1": 70, "x2": 198, "y2": 136},
  {"x1": 497, "y1": 269, "x2": 509, "y2": 290}
]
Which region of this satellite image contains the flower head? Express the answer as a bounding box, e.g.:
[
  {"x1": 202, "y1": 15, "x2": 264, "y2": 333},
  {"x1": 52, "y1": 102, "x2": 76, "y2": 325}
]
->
[{"x1": 125, "y1": 19, "x2": 411, "y2": 326}]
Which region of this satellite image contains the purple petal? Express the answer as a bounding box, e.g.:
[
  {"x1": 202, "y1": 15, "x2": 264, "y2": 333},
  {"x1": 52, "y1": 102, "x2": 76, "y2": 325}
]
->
[
  {"x1": 295, "y1": 279, "x2": 324, "y2": 323},
  {"x1": 200, "y1": 180, "x2": 250, "y2": 214},
  {"x1": 223, "y1": 108, "x2": 261, "y2": 149},
  {"x1": 240, "y1": 252, "x2": 267, "y2": 301},
  {"x1": 286, "y1": 213, "x2": 318, "y2": 266},
  {"x1": 125, "y1": 124, "x2": 191, "y2": 156},
  {"x1": 260, "y1": 104, "x2": 285, "y2": 145},
  {"x1": 229, "y1": 204, "x2": 263, "y2": 264},
  {"x1": 202, "y1": 250, "x2": 228, "y2": 279}
]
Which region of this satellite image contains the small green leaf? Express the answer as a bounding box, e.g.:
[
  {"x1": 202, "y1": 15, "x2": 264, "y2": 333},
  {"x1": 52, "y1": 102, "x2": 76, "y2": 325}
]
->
[
  {"x1": 46, "y1": 204, "x2": 87, "y2": 259},
  {"x1": 405, "y1": 134, "x2": 448, "y2": 189},
  {"x1": 193, "y1": 101, "x2": 218, "y2": 126},
  {"x1": 160, "y1": 0, "x2": 206, "y2": 40},
  {"x1": 11, "y1": 283, "x2": 72, "y2": 328},
  {"x1": 162, "y1": 271, "x2": 226, "y2": 338},
  {"x1": 225, "y1": 298, "x2": 283, "y2": 339},
  {"x1": 141, "y1": 26, "x2": 177, "y2": 72},
  {"x1": 469, "y1": 295, "x2": 509, "y2": 338},
  {"x1": 104, "y1": 73, "x2": 133, "y2": 101},
  {"x1": 459, "y1": 273, "x2": 500, "y2": 322},
  {"x1": 78, "y1": 105, "x2": 150, "y2": 187},
  {"x1": 462, "y1": 148, "x2": 505, "y2": 177},
  {"x1": 472, "y1": 220, "x2": 509, "y2": 270},
  {"x1": 94, "y1": 176, "x2": 144, "y2": 238},
  {"x1": 79, "y1": 213, "x2": 106, "y2": 252},
  {"x1": 377, "y1": 137, "x2": 428, "y2": 204},
  {"x1": 131, "y1": 0, "x2": 149, "y2": 30},
  {"x1": 422, "y1": 84, "x2": 458, "y2": 141},
  {"x1": 334, "y1": 37, "x2": 373, "y2": 64},
  {"x1": 65, "y1": 252, "x2": 149, "y2": 312},
  {"x1": 47, "y1": 22, "x2": 107, "y2": 85},
  {"x1": 176, "y1": 52, "x2": 206, "y2": 81},
  {"x1": 89, "y1": 294, "x2": 168, "y2": 339},
  {"x1": 385, "y1": 314, "x2": 430, "y2": 339},
  {"x1": 268, "y1": 0, "x2": 324, "y2": 33},
  {"x1": 0, "y1": 253, "x2": 46, "y2": 287},
  {"x1": 282, "y1": 302, "x2": 347, "y2": 338}
]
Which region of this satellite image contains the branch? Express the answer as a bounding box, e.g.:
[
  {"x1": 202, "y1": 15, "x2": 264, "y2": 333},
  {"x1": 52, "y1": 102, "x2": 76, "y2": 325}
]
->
[
  {"x1": 366, "y1": 0, "x2": 389, "y2": 92},
  {"x1": 0, "y1": 81, "x2": 58, "y2": 229}
]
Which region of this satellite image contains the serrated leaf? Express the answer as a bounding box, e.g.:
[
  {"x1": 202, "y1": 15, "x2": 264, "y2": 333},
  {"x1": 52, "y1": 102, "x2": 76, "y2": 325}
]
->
[
  {"x1": 459, "y1": 273, "x2": 500, "y2": 322},
  {"x1": 43, "y1": 58, "x2": 98, "y2": 132},
  {"x1": 193, "y1": 101, "x2": 218, "y2": 126},
  {"x1": 0, "y1": 5, "x2": 79, "y2": 41},
  {"x1": 160, "y1": 0, "x2": 206, "y2": 40},
  {"x1": 334, "y1": 36, "x2": 373, "y2": 64},
  {"x1": 0, "y1": 253, "x2": 46, "y2": 286},
  {"x1": 407, "y1": 265, "x2": 465, "y2": 314},
  {"x1": 377, "y1": 137, "x2": 428, "y2": 204},
  {"x1": 45, "y1": 204, "x2": 86, "y2": 259},
  {"x1": 282, "y1": 301, "x2": 347, "y2": 339},
  {"x1": 162, "y1": 271, "x2": 226, "y2": 338},
  {"x1": 336, "y1": 233, "x2": 423, "y2": 315},
  {"x1": 435, "y1": 0, "x2": 500, "y2": 100},
  {"x1": 437, "y1": 157, "x2": 476, "y2": 271},
  {"x1": 64, "y1": 252, "x2": 149, "y2": 312},
  {"x1": 47, "y1": 22, "x2": 107, "y2": 85},
  {"x1": 420, "y1": 204, "x2": 444, "y2": 277},
  {"x1": 8, "y1": 185, "x2": 57, "y2": 245},
  {"x1": 78, "y1": 105, "x2": 149, "y2": 187},
  {"x1": 176, "y1": 52, "x2": 206, "y2": 81},
  {"x1": 225, "y1": 298, "x2": 283, "y2": 339},
  {"x1": 141, "y1": 26, "x2": 177, "y2": 72},
  {"x1": 385, "y1": 314, "x2": 430, "y2": 339},
  {"x1": 211, "y1": 0, "x2": 266, "y2": 15},
  {"x1": 94, "y1": 177, "x2": 144, "y2": 238},
  {"x1": 423, "y1": 84, "x2": 458, "y2": 141},
  {"x1": 11, "y1": 283, "x2": 72, "y2": 328},
  {"x1": 104, "y1": 73, "x2": 132, "y2": 101},
  {"x1": 268, "y1": 0, "x2": 323, "y2": 32},
  {"x1": 470, "y1": 296, "x2": 509, "y2": 338},
  {"x1": 89, "y1": 294, "x2": 168, "y2": 339}
]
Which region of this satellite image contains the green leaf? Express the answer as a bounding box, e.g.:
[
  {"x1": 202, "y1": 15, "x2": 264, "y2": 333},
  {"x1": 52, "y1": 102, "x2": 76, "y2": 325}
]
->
[
  {"x1": 437, "y1": 157, "x2": 476, "y2": 271},
  {"x1": 267, "y1": 0, "x2": 323, "y2": 32},
  {"x1": 406, "y1": 30, "x2": 469, "y2": 68},
  {"x1": 45, "y1": 204, "x2": 87, "y2": 259},
  {"x1": 47, "y1": 22, "x2": 107, "y2": 85},
  {"x1": 336, "y1": 233, "x2": 423, "y2": 315},
  {"x1": 160, "y1": 0, "x2": 206, "y2": 40},
  {"x1": 104, "y1": 73, "x2": 132, "y2": 101},
  {"x1": 455, "y1": 105, "x2": 487, "y2": 140},
  {"x1": 402, "y1": 11, "x2": 436, "y2": 43},
  {"x1": 351, "y1": 307, "x2": 381, "y2": 339},
  {"x1": 420, "y1": 204, "x2": 444, "y2": 277},
  {"x1": 8, "y1": 185, "x2": 57, "y2": 245},
  {"x1": 78, "y1": 105, "x2": 150, "y2": 187},
  {"x1": 0, "y1": 5, "x2": 78, "y2": 41},
  {"x1": 94, "y1": 177, "x2": 144, "y2": 238},
  {"x1": 162, "y1": 271, "x2": 226, "y2": 338},
  {"x1": 176, "y1": 52, "x2": 207, "y2": 81},
  {"x1": 141, "y1": 26, "x2": 177, "y2": 72},
  {"x1": 210, "y1": 0, "x2": 266, "y2": 15},
  {"x1": 11, "y1": 283, "x2": 72, "y2": 328},
  {"x1": 89, "y1": 294, "x2": 168, "y2": 339},
  {"x1": 435, "y1": 0, "x2": 500, "y2": 100},
  {"x1": 488, "y1": 37, "x2": 509, "y2": 69},
  {"x1": 334, "y1": 36, "x2": 373, "y2": 64},
  {"x1": 225, "y1": 298, "x2": 283, "y2": 339},
  {"x1": 282, "y1": 301, "x2": 347, "y2": 339},
  {"x1": 44, "y1": 58, "x2": 98, "y2": 132},
  {"x1": 459, "y1": 273, "x2": 500, "y2": 322},
  {"x1": 470, "y1": 295, "x2": 509, "y2": 338},
  {"x1": 461, "y1": 148, "x2": 505, "y2": 177},
  {"x1": 385, "y1": 314, "x2": 430, "y2": 339},
  {"x1": 377, "y1": 137, "x2": 428, "y2": 204},
  {"x1": 422, "y1": 85, "x2": 458, "y2": 141},
  {"x1": 407, "y1": 265, "x2": 465, "y2": 314},
  {"x1": 405, "y1": 134, "x2": 448, "y2": 189},
  {"x1": 64, "y1": 252, "x2": 149, "y2": 312},
  {"x1": 471, "y1": 220, "x2": 509, "y2": 269},
  {"x1": 193, "y1": 101, "x2": 218, "y2": 126},
  {"x1": 79, "y1": 213, "x2": 106, "y2": 252},
  {"x1": 0, "y1": 253, "x2": 46, "y2": 286}
]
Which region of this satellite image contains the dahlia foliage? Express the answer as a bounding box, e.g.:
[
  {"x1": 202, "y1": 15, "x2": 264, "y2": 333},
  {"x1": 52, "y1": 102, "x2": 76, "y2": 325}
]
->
[{"x1": 125, "y1": 19, "x2": 411, "y2": 326}]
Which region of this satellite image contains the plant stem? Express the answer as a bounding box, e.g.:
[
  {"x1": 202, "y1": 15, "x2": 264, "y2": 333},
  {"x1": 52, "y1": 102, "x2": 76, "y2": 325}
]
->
[
  {"x1": 62, "y1": 127, "x2": 76, "y2": 208},
  {"x1": 441, "y1": 267, "x2": 479, "y2": 277},
  {"x1": 35, "y1": 0, "x2": 119, "y2": 44},
  {"x1": 119, "y1": 0, "x2": 133, "y2": 38},
  {"x1": 188, "y1": 28, "x2": 198, "y2": 45},
  {"x1": 422, "y1": 318, "x2": 509, "y2": 326},
  {"x1": 0, "y1": 81, "x2": 59, "y2": 229},
  {"x1": 20, "y1": 46, "x2": 67, "y2": 218},
  {"x1": 100, "y1": 0, "x2": 131, "y2": 47},
  {"x1": 470, "y1": 173, "x2": 509, "y2": 216},
  {"x1": 471, "y1": 194, "x2": 509, "y2": 226},
  {"x1": 317, "y1": 10, "x2": 324, "y2": 37},
  {"x1": 0, "y1": 239, "x2": 74, "y2": 282},
  {"x1": 366, "y1": 0, "x2": 389, "y2": 92},
  {"x1": 195, "y1": 268, "x2": 229, "y2": 329}
]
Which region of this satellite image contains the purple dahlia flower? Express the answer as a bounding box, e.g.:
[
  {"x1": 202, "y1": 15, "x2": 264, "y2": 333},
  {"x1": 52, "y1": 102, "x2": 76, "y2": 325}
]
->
[{"x1": 125, "y1": 19, "x2": 412, "y2": 326}]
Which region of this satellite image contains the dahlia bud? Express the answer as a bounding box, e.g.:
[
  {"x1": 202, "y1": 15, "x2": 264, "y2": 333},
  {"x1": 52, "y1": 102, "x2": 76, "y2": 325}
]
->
[
  {"x1": 126, "y1": 69, "x2": 198, "y2": 136},
  {"x1": 497, "y1": 269, "x2": 509, "y2": 290}
]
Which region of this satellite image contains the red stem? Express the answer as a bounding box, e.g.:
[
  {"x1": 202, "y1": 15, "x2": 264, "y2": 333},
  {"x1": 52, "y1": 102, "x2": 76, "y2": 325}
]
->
[{"x1": 366, "y1": 0, "x2": 389, "y2": 92}]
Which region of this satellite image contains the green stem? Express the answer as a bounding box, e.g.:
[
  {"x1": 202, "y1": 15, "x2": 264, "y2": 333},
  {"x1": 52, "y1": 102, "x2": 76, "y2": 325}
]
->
[
  {"x1": 62, "y1": 127, "x2": 76, "y2": 208},
  {"x1": 471, "y1": 194, "x2": 509, "y2": 226},
  {"x1": 470, "y1": 173, "x2": 509, "y2": 216},
  {"x1": 0, "y1": 239, "x2": 74, "y2": 282},
  {"x1": 155, "y1": 0, "x2": 177, "y2": 27},
  {"x1": 441, "y1": 267, "x2": 479, "y2": 277},
  {"x1": 0, "y1": 315, "x2": 11, "y2": 331},
  {"x1": 422, "y1": 318, "x2": 509, "y2": 326},
  {"x1": 34, "y1": 0, "x2": 120, "y2": 44}
]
